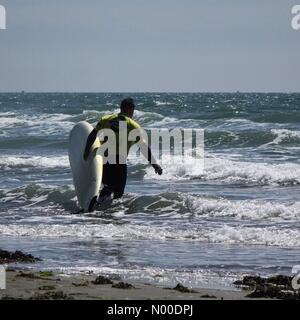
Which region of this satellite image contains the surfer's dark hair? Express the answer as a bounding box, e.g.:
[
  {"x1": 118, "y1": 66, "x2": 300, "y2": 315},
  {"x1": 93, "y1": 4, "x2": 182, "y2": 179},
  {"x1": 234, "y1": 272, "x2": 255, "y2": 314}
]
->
[{"x1": 120, "y1": 97, "x2": 135, "y2": 111}]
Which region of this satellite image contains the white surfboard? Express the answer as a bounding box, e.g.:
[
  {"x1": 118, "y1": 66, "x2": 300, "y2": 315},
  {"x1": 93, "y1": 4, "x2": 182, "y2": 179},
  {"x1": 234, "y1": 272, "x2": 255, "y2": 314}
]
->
[{"x1": 68, "y1": 121, "x2": 102, "y2": 212}]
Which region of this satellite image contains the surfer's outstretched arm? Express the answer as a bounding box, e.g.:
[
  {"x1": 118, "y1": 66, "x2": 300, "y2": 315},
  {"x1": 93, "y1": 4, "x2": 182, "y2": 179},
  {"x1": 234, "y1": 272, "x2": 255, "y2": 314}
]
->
[
  {"x1": 83, "y1": 129, "x2": 97, "y2": 160},
  {"x1": 148, "y1": 146, "x2": 163, "y2": 175}
]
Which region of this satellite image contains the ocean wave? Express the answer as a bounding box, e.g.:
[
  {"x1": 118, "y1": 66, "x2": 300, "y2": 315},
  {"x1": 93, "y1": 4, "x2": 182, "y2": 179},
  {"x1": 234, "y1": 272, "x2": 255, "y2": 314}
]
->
[
  {"x1": 0, "y1": 112, "x2": 74, "y2": 136},
  {"x1": 78, "y1": 108, "x2": 179, "y2": 128},
  {"x1": 0, "y1": 183, "x2": 74, "y2": 202},
  {"x1": 207, "y1": 118, "x2": 271, "y2": 131},
  {"x1": 134, "y1": 110, "x2": 178, "y2": 127},
  {"x1": 75, "y1": 108, "x2": 181, "y2": 128},
  {"x1": 204, "y1": 157, "x2": 300, "y2": 186},
  {"x1": 79, "y1": 109, "x2": 116, "y2": 123},
  {"x1": 153, "y1": 100, "x2": 173, "y2": 106},
  {"x1": 200, "y1": 225, "x2": 300, "y2": 247},
  {"x1": 267, "y1": 129, "x2": 300, "y2": 145},
  {"x1": 0, "y1": 184, "x2": 77, "y2": 215},
  {"x1": 0, "y1": 223, "x2": 299, "y2": 247},
  {"x1": 144, "y1": 154, "x2": 300, "y2": 186},
  {"x1": 0, "y1": 155, "x2": 69, "y2": 170},
  {"x1": 204, "y1": 129, "x2": 300, "y2": 147},
  {"x1": 182, "y1": 194, "x2": 300, "y2": 220},
  {"x1": 81, "y1": 109, "x2": 278, "y2": 131},
  {"x1": 127, "y1": 193, "x2": 300, "y2": 221},
  {"x1": 1, "y1": 184, "x2": 299, "y2": 222},
  {"x1": 6, "y1": 108, "x2": 292, "y2": 144}
]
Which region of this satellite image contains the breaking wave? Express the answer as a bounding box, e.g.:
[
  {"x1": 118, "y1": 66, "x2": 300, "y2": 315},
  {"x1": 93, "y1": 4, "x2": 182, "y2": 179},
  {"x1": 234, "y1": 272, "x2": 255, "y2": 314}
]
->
[
  {"x1": 145, "y1": 154, "x2": 300, "y2": 186},
  {"x1": 0, "y1": 223, "x2": 299, "y2": 247}
]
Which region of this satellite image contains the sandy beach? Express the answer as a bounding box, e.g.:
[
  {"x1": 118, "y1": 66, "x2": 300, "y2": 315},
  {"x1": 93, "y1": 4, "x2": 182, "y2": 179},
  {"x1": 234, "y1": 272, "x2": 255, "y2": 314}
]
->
[
  {"x1": 0, "y1": 268, "x2": 251, "y2": 300},
  {"x1": 1, "y1": 249, "x2": 300, "y2": 300},
  {"x1": 0, "y1": 250, "x2": 250, "y2": 300}
]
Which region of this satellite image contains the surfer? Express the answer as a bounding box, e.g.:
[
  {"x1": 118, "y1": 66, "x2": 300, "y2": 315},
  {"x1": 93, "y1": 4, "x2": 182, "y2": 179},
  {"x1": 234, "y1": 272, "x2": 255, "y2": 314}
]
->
[{"x1": 83, "y1": 97, "x2": 163, "y2": 201}]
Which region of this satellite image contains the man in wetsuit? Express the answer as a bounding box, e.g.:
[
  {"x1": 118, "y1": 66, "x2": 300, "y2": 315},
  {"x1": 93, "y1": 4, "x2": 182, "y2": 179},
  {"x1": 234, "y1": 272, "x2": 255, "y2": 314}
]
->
[{"x1": 83, "y1": 97, "x2": 162, "y2": 204}]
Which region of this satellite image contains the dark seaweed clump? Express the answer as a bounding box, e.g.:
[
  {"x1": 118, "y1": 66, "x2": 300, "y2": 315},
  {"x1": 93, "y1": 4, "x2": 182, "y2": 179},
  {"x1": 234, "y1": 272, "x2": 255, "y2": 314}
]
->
[
  {"x1": 234, "y1": 275, "x2": 300, "y2": 300},
  {"x1": 92, "y1": 275, "x2": 113, "y2": 285},
  {"x1": 29, "y1": 291, "x2": 74, "y2": 300},
  {"x1": 0, "y1": 249, "x2": 41, "y2": 264},
  {"x1": 172, "y1": 283, "x2": 197, "y2": 293},
  {"x1": 112, "y1": 282, "x2": 135, "y2": 289}
]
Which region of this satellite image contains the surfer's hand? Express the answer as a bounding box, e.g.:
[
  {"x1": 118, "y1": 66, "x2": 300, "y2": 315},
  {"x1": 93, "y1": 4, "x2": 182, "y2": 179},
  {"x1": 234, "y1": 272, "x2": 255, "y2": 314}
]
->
[
  {"x1": 152, "y1": 164, "x2": 163, "y2": 175},
  {"x1": 83, "y1": 150, "x2": 89, "y2": 161}
]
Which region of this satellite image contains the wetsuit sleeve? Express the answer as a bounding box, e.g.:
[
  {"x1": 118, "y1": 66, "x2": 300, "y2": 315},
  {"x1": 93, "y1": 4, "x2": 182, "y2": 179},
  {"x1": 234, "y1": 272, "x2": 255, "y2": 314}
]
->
[{"x1": 128, "y1": 119, "x2": 144, "y2": 146}]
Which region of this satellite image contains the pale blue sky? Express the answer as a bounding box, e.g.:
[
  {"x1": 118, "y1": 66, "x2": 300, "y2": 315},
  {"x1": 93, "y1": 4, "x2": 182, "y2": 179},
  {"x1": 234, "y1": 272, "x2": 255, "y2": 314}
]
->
[{"x1": 0, "y1": 0, "x2": 299, "y2": 92}]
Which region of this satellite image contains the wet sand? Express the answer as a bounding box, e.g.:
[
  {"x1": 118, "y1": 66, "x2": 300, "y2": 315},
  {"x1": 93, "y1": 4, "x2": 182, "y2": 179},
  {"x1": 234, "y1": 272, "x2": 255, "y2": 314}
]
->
[{"x1": 2, "y1": 250, "x2": 298, "y2": 300}]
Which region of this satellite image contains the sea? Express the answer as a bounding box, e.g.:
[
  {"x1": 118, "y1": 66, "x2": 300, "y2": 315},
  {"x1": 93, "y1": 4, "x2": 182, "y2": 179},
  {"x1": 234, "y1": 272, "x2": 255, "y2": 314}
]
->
[{"x1": 0, "y1": 92, "x2": 299, "y2": 290}]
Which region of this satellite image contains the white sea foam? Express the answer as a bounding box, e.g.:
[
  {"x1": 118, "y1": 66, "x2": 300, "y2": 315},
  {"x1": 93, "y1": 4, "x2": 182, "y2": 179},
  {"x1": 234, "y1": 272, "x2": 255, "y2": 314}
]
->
[
  {"x1": 144, "y1": 154, "x2": 300, "y2": 185},
  {"x1": 0, "y1": 112, "x2": 74, "y2": 135},
  {"x1": 209, "y1": 118, "x2": 270, "y2": 131},
  {"x1": 81, "y1": 108, "x2": 181, "y2": 128},
  {"x1": 56, "y1": 266, "x2": 236, "y2": 290},
  {"x1": 268, "y1": 129, "x2": 300, "y2": 145},
  {"x1": 0, "y1": 108, "x2": 202, "y2": 138},
  {"x1": 201, "y1": 225, "x2": 300, "y2": 247},
  {"x1": 205, "y1": 157, "x2": 300, "y2": 185},
  {"x1": 82, "y1": 109, "x2": 108, "y2": 120},
  {"x1": 0, "y1": 223, "x2": 299, "y2": 247},
  {"x1": 182, "y1": 194, "x2": 300, "y2": 220},
  {"x1": 0, "y1": 155, "x2": 69, "y2": 169},
  {"x1": 153, "y1": 100, "x2": 173, "y2": 106},
  {"x1": 134, "y1": 109, "x2": 178, "y2": 127}
]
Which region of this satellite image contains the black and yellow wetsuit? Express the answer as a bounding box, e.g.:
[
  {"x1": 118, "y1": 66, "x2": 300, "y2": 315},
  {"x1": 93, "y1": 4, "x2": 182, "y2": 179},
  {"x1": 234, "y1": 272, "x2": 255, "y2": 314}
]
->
[{"x1": 95, "y1": 113, "x2": 141, "y2": 199}]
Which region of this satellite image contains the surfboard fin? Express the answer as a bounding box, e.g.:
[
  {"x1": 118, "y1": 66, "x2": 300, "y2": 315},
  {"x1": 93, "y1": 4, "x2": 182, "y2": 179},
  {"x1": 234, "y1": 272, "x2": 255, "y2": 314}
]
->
[{"x1": 88, "y1": 196, "x2": 98, "y2": 212}]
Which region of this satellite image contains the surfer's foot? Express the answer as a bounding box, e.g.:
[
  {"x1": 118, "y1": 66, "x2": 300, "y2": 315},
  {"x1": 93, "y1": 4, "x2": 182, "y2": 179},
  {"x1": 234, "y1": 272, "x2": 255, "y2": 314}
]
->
[
  {"x1": 97, "y1": 194, "x2": 113, "y2": 204},
  {"x1": 72, "y1": 208, "x2": 85, "y2": 215}
]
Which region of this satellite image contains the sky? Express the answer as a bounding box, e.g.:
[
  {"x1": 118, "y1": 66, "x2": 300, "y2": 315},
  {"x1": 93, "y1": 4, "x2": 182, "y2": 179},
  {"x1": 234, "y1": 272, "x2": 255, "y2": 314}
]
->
[{"x1": 0, "y1": 0, "x2": 299, "y2": 92}]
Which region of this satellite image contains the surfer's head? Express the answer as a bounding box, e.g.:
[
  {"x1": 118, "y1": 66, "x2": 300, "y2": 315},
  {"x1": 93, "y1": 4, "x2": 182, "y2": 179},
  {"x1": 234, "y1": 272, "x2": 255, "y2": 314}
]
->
[{"x1": 120, "y1": 97, "x2": 135, "y2": 118}]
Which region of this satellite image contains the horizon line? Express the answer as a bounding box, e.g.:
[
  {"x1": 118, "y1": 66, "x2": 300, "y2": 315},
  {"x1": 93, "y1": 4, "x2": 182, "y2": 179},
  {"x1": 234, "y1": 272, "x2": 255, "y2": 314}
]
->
[{"x1": 0, "y1": 91, "x2": 300, "y2": 94}]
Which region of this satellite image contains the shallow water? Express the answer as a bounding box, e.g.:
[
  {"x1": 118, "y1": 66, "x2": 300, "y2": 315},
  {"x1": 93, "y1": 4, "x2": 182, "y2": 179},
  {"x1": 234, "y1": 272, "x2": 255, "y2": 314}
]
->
[{"x1": 0, "y1": 92, "x2": 299, "y2": 289}]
